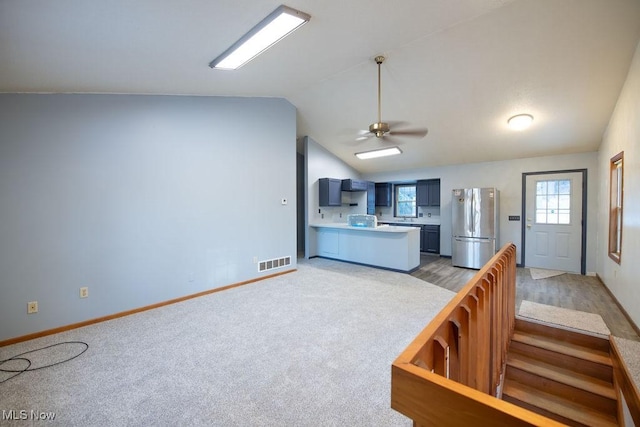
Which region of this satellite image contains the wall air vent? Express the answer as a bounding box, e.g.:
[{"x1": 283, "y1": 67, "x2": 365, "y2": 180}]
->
[{"x1": 258, "y1": 256, "x2": 291, "y2": 272}]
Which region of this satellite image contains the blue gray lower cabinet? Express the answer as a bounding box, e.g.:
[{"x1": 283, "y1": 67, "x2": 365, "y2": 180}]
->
[
  {"x1": 310, "y1": 224, "x2": 421, "y2": 272},
  {"x1": 422, "y1": 225, "x2": 440, "y2": 254},
  {"x1": 380, "y1": 223, "x2": 441, "y2": 254}
]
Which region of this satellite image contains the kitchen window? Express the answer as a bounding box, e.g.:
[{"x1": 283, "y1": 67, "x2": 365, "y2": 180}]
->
[
  {"x1": 609, "y1": 152, "x2": 623, "y2": 264},
  {"x1": 395, "y1": 184, "x2": 417, "y2": 218}
]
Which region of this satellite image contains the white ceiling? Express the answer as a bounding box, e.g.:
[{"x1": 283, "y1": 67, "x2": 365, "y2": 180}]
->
[{"x1": 2, "y1": 0, "x2": 639, "y2": 174}]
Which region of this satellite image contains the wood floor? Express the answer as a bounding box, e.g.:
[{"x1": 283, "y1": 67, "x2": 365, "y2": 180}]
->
[{"x1": 411, "y1": 254, "x2": 640, "y2": 340}]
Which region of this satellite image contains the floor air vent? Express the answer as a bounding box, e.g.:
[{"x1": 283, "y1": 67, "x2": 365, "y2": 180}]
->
[{"x1": 258, "y1": 256, "x2": 291, "y2": 272}]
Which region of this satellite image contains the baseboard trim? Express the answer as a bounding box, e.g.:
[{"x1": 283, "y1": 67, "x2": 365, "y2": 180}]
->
[
  {"x1": 314, "y1": 255, "x2": 418, "y2": 274},
  {"x1": 0, "y1": 269, "x2": 296, "y2": 348},
  {"x1": 596, "y1": 272, "x2": 640, "y2": 338}
]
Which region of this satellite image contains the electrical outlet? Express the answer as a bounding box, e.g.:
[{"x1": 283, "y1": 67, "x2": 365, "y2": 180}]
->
[
  {"x1": 253, "y1": 256, "x2": 258, "y2": 264},
  {"x1": 27, "y1": 301, "x2": 38, "y2": 314},
  {"x1": 80, "y1": 287, "x2": 89, "y2": 298}
]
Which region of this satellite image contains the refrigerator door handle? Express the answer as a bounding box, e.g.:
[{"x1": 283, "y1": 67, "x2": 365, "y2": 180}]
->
[
  {"x1": 470, "y1": 191, "x2": 475, "y2": 235},
  {"x1": 454, "y1": 237, "x2": 493, "y2": 243}
]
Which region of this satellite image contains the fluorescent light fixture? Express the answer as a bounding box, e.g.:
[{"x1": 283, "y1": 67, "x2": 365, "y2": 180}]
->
[
  {"x1": 508, "y1": 114, "x2": 534, "y2": 130},
  {"x1": 209, "y1": 5, "x2": 310, "y2": 70},
  {"x1": 355, "y1": 147, "x2": 402, "y2": 160}
]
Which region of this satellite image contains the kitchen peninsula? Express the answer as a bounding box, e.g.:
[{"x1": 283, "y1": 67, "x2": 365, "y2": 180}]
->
[{"x1": 309, "y1": 222, "x2": 420, "y2": 272}]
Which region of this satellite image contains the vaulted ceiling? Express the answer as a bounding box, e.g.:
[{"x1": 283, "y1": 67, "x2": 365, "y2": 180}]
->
[{"x1": 2, "y1": 0, "x2": 639, "y2": 173}]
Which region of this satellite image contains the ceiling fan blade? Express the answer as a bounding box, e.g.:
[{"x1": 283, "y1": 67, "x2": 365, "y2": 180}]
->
[
  {"x1": 342, "y1": 131, "x2": 373, "y2": 146},
  {"x1": 380, "y1": 135, "x2": 403, "y2": 145},
  {"x1": 388, "y1": 128, "x2": 429, "y2": 138},
  {"x1": 355, "y1": 130, "x2": 373, "y2": 141},
  {"x1": 386, "y1": 120, "x2": 409, "y2": 128}
]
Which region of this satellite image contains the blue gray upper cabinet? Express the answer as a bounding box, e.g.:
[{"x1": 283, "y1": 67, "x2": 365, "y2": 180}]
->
[
  {"x1": 341, "y1": 179, "x2": 369, "y2": 191},
  {"x1": 319, "y1": 178, "x2": 342, "y2": 206},
  {"x1": 417, "y1": 179, "x2": 441, "y2": 207},
  {"x1": 375, "y1": 183, "x2": 392, "y2": 206},
  {"x1": 367, "y1": 181, "x2": 375, "y2": 214}
]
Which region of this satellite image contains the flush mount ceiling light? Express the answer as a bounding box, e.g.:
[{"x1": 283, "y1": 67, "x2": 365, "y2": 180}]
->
[
  {"x1": 209, "y1": 5, "x2": 310, "y2": 70},
  {"x1": 355, "y1": 146, "x2": 402, "y2": 160},
  {"x1": 507, "y1": 114, "x2": 534, "y2": 131}
]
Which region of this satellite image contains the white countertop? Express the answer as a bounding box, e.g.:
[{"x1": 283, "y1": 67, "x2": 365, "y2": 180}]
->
[
  {"x1": 310, "y1": 223, "x2": 420, "y2": 233},
  {"x1": 378, "y1": 221, "x2": 441, "y2": 226}
]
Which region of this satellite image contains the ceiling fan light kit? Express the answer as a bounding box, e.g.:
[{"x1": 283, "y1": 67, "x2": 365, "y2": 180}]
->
[
  {"x1": 209, "y1": 5, "x2": 310, "y2": 70},
  {"x1": 369, "y1": 121, "x2": 390, "y2": 138},
  {"x1": 508, "y1": 114, "x2": 534, "y2": 130},
  {"x1": 355, "y1": 146, "x2": 402, "y2": 160}
]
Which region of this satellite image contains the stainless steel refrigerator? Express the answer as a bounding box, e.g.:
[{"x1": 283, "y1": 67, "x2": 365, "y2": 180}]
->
[{"x1": 451, "y1": 188, "x2": 499, "y2": 269}]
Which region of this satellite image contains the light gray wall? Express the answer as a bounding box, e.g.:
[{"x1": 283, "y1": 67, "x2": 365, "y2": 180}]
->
[
  {"x1": 363, "y1": 152, "x2": 599, "y2": 271},
  {"x1": 303, "y1": 136, "x2": 365, "y2": 257},
  {"x1": 596, "y1": 39, "x2": 640, "y2": 328},
  {"x1": 0, "y1": 94, "x2": 297, "y2": 342}
]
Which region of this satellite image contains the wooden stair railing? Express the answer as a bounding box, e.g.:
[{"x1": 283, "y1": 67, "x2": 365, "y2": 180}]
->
[
  {"x1": 391, "y1": 242, "x2": 640, "y2": 427},
  {"x1": 391, "y1": 243, "x2": 555, "y2": 426}
]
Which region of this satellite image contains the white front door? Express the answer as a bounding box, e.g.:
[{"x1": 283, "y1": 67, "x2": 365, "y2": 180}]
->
[{"x1": 524, "y1": 172, "x2": 583, "y2": 273}]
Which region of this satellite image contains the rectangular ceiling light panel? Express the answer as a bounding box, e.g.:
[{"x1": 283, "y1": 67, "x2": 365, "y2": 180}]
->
[
  {"x1": 355, "y1": 147, "x2": 402, "y2": 160},
  {"x1": 210, "y1": 5, "x2": 311, "y2": 70}
]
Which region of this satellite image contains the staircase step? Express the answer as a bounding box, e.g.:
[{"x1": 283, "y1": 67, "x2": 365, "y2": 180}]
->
[
  {"x1": 507, "y1": 352, "x2": 617, "y2": 400},
  {"x1": 502, "y1": 379, "x2": 618, "y2": 427},
  {"x1": 506, "y1": 353, "x2": 617, "y2": 415},
  {"x1": 515, "y1": 317, "x2": 611, "y2": 353},
  {"x1": 511, "y1": 331, "x2": 612, "y2": 366},
  {"x1": 509, "y1": 340, "x2": 613, "y2": 383}
]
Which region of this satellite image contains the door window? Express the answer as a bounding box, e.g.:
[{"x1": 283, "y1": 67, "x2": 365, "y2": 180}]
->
[{"x1": 535, "y1": 179, "x2": 571, "y2": 224}]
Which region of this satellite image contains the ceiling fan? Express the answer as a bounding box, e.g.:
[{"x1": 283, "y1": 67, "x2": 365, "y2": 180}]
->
[{"x1": 356, "y1": 55, "x2": 428, "y2": 143}]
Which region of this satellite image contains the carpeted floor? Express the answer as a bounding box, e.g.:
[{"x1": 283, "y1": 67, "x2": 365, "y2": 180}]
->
[
  {"x1": 0, "y1": 258, "x2": 455, "y2": 426},
  {"x1": 613, "y1": 337, "x2": 640, "y2": 390},
  {"x1": 518, "y1": 300, "x2": 611, "y2": 335}
]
